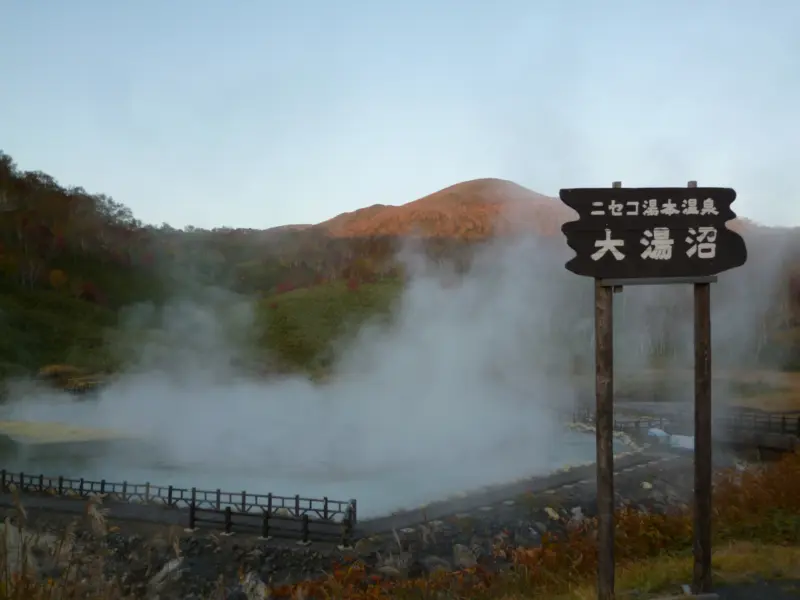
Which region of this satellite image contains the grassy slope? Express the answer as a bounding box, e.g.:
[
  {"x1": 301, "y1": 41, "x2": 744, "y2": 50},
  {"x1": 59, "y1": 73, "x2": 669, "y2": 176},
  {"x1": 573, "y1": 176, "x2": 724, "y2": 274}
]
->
[
  {"x1": 0, "y1": 286, "x2": 115, "y2": 377},
  {"x1": 258, "y1": 279, "x2": 403, "y2": 374},
  {"x1": 0, "y1": 255, "x2": 170, "y2": 378},
  {"x1": 7, "y1": 274, "x2": 800, "y2": 412},
  {"x1": 0, "y1": 276, "x2": 405, "y2": 382},
  {"x1": 3, "y1": 270, "x2": 799, "y2": 390}
]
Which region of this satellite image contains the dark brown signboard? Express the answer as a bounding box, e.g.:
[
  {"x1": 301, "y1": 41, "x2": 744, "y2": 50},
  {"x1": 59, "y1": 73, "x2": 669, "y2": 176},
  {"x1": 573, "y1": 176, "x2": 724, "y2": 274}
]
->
[{"x1": 559, "y1": 187, "x2": 748, "y2": 279}]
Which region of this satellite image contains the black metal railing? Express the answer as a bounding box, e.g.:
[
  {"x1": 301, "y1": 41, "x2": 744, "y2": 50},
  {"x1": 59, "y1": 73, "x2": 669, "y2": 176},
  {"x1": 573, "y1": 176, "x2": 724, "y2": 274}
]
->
[{"x1": 0, "y1": 469, "x2": 357, "y2": 542}]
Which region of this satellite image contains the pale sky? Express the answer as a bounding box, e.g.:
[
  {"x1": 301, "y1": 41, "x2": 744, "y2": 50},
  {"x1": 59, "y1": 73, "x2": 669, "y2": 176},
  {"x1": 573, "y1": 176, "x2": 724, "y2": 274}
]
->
[{"x1": 2, "y1": 1, "x2": 798, "y2": 229}]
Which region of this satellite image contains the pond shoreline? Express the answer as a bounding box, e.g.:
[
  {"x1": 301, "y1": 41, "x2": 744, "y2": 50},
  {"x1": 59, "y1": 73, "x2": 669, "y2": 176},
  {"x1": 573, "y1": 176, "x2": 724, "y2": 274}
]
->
[
  {"x1": 3, "y1": 447, "x2": 697, "y2": 598},
  {"x1": 1, "y1": 420, "x2": 635, "y2": 520}
]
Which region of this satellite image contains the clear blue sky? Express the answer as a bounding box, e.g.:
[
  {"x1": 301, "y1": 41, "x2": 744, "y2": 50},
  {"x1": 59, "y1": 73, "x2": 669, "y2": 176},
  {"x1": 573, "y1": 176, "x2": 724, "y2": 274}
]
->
[{"x1": 2, "y1": 1, "x2": 798, "y2": 229}]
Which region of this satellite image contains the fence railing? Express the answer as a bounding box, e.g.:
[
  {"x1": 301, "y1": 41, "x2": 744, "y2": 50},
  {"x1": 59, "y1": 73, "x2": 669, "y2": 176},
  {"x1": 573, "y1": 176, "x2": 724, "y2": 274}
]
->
[
  {"x1": 572, "y1": 409, "x2": 800, "y2": 438},
  {"x1": 723, "y1": 412, "x2": 800, "y2": 436},
  {"x1": 571, "y1": 409, "x2": 671, "y2": 435},
  {"x1": 0, "y1": 469, "x2": 358, "y2": 540},
  {"x1": 188, "y1": 503, "x2": 355, "y2": 546}
]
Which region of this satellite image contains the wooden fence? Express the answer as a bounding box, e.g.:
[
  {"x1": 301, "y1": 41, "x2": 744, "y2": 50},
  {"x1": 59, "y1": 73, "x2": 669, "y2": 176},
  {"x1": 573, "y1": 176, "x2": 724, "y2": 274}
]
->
[
  {"x1": 571, "y1": 409, "x2": 671, "y2": 435},
  {"x1": 0, "y1": 469, "x2": 357, "y2": 542},
  {"x1": 572, "y1": 409, "x2": 800, "y2": 438},
  {"x1": 723, "y1": 412, "x2": 800, "y2": 436},
  {"x1": 188, "y1": 504, "x2": 355, "y2": 546}
]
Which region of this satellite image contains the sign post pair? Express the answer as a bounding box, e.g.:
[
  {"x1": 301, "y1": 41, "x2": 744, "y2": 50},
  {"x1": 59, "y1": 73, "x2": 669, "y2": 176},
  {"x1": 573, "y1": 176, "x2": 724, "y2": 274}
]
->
[{"x1": 558, "y1": 181, "x2": 748, "y2": 600}]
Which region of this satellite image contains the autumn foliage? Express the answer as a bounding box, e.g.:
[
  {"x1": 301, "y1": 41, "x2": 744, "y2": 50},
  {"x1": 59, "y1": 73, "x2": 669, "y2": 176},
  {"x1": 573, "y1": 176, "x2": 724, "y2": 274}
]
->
[
  {"x1": 3, "y1": 149, "x2": 800, "y2": 305},
  {"x1": 265, "y1": 453, "x2": 800, "y2": 600},
  {"x1": 1, "y1": 148, "x2": 800, "y2": 375},
  {"x1": 316, "y1": 179, "x2": 575, "y2": 239}
]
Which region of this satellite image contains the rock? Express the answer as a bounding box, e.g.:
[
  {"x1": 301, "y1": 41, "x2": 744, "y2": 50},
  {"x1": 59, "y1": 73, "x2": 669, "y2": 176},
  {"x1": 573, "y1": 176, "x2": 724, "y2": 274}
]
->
[
  {"x1": 0, "y1": 520, "x2": 61, "y2": 575},
  {"x1": 418, "y1": 523, "x2": 437, "y2": 546},
  {"x1": 225, "y1": 587, "x2": 250, "y2": 600},
  {"x1": 420, "y1": 555, "x2": 452, "y2": 575},
  {"x1": 373, "y1": 549, "x2": 413, "y2": 579},
  {"x1": 492, "y1": 530, "x2": 510, "y2": 546},
  {"x1": 376, "y1": 565, "x2": 404, "y2": 579},
  {"x1": 353, "y1": 537, "x2": 377, "y2": 554},
  {"x1": 567, "y1": 506, "x2": 586, "y2": 529},
  {"x1": 240, "y1": 571, "x2": 269, "y2": 599},
  {"x1": 149, "y1": 536, "x2": 171, "y2": 555},
  {"x1": 148, "y1": 557, "x2": 185, "y2": 594},
  {"x1": 452, "y1": 544, "x2": 477, "y2": 569},
  {"x1": 520, "y1": 527, "x2": 541, "y2": 545}
]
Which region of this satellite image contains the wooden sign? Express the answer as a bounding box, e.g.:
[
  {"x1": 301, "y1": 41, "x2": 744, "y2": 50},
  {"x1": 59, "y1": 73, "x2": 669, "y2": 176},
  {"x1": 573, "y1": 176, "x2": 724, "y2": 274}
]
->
[
  {"x1": 558, "y1": 181, "x2": 749, "y2": 600},
  {"x1": 559, "y1": 187, "x2": 747, "y2": 279}
]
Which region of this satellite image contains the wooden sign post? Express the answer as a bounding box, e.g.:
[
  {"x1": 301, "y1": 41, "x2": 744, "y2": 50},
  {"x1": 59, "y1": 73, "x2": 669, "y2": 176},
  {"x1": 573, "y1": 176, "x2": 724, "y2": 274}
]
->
[{"x1": 559, "y1": 181, "x2": 748, "y2": 600}]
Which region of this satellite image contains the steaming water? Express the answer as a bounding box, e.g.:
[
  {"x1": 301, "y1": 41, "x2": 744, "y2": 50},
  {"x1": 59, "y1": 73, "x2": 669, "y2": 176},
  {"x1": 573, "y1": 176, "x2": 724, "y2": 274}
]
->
[
  {"x1": 7, "y1": 229, "x2": 780, "y2": 519},
  {"x1": 0, "y1": 429, "x2": 626, "y2": 518},
  {"x1": 0, "y1": 236, "x2": 642, "y2": 520}
]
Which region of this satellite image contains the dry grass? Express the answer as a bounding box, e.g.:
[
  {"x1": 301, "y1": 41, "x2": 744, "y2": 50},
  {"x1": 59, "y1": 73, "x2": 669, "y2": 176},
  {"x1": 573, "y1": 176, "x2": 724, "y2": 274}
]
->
[
  {"x1": 0, "y1": 486, "x2": 219, "y2": 600},
  {"x1": 724, "y1": 370, "x2": 800, "y2": 412},
  {"x1": 0, "y1": 421, "x2": 130, "y2": 444},
  {"x1": 557, "y1": 542, "x2": 800, "y2": 600},
  {"x1": 2, "y1": 452, "x2": 800, "y2": 599},
  {"x1": 271, "y1": 452, "x2": 800, "y2": 599},
  {"x1": 1, "y1": 488, "x2": 116, "y2": 599},
  {"x1": 35, "y1": 365, "x2": 85, "y2": 380}
]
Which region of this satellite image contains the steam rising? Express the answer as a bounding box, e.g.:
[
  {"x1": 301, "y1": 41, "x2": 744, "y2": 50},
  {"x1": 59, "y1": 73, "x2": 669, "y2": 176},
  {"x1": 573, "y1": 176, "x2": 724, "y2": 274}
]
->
[{"x1": 1, "y1": 222, "x2": 795, "y2": 517}]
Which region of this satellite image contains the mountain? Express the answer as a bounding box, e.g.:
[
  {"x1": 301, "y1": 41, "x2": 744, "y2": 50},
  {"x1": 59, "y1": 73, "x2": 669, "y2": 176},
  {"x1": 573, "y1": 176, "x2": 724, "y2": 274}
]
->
[
  {"x1": 0, "y1": 148, "x2": 797, "y2": 379},
  {"x1": 311, "y1": 178, "x2": 765, "y2": 239},
  {"x1": 314, "y1": 179, "x2": 574, "y2": 239}
]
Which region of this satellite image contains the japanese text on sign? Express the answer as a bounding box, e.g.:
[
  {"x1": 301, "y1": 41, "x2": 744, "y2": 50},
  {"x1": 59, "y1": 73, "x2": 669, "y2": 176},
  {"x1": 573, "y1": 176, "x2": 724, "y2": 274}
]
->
[
  {"x1": 559, "y1": 186, "x2": 747, "y2": 279},
  {"x1": 590, "y1": 197, "x2": 720, "y2": 217},
  {"x1": 591, "y1": 226, "x2": 718, "y2": 262}
]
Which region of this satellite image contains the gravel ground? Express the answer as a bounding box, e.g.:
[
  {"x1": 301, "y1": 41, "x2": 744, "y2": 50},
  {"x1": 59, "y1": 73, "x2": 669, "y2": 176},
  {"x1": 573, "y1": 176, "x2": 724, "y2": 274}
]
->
[{"x1": 3, "y1": 449, "x2": 707, "y2": 598}]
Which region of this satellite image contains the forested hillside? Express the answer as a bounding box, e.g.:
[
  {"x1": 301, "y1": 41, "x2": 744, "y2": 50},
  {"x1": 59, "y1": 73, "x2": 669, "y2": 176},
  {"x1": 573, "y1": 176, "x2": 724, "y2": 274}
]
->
[
  {"x1": 0, "y1": 150, "x2": 490, "y2": 379},
  {"x1": 1, "y1": 149, "x2": 798, "y2": 386}
]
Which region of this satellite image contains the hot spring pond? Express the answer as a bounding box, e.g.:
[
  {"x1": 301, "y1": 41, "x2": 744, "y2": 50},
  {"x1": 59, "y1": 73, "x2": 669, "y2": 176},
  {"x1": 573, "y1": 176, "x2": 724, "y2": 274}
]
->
[{"x1": 0, "y1": 428, "x2": 629, "y2": 519}]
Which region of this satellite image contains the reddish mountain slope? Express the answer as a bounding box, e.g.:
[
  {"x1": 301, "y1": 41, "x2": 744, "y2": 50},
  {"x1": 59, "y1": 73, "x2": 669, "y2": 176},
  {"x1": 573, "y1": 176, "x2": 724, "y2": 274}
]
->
[
  {"x1": 312, "y1": 178, "x2": 760, "y2": 239},
  {"x1": 314, "y1": 179, "x2": 576, "y2": 239}
]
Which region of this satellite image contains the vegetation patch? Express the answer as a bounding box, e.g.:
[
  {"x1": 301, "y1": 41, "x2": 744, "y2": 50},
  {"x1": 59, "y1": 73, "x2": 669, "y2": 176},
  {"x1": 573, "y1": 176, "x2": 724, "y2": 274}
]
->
[
  {"x1": 258, "y1": 280, "x2": 403, "y2": 374},
  {"x1": 271, "y1": 451, "x2": 800, "y2": 599}
]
